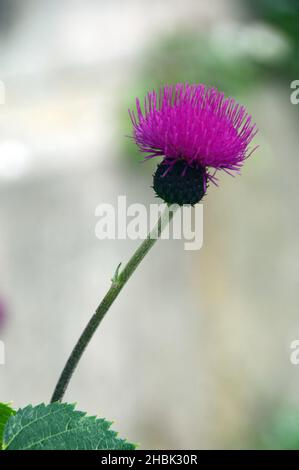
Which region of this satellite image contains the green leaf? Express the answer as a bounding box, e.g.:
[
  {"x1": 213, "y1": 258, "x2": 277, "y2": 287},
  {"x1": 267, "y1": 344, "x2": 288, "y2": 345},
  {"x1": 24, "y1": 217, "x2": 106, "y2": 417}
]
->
[
  {"x1": 2, "y1": 403, "x2": 135, "y2": 450},
  {"x1": 0, "y1": 403, "x2": 15, "y2": 450}
]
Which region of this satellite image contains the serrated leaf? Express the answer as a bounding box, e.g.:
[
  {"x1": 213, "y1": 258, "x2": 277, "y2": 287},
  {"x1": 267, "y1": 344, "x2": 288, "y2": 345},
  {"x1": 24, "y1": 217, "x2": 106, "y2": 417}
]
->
[
  {"x1": 0, "y1": 403, "x2": 15, "y2": 450},
  {"x1": 3, "y1": 403, "x2": 135, "y2": 450}
]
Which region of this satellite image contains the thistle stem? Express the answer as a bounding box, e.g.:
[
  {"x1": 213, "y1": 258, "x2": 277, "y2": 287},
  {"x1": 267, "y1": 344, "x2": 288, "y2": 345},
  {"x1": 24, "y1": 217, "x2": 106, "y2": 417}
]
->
[{"x1": 50, "y1": 204, "x2": 177, "y2": 403}]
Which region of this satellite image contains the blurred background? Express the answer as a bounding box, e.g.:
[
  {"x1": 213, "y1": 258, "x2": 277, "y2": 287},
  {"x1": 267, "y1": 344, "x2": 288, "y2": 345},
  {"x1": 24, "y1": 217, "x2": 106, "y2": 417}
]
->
[{"x1": 0, "y1": 0, "x2": 298, "y2": 449}]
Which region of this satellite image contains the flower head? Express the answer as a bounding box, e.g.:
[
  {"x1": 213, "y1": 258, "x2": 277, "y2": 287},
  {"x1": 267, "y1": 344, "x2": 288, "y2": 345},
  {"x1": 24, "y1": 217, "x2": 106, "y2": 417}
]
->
[{"x1": 129, "y1": 83, "x2": 257, "y2": 204}]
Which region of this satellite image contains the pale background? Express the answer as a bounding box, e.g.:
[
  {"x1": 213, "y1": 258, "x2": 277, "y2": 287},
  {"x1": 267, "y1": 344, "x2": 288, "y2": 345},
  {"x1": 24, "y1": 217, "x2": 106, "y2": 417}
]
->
[{"x1": 0, "y1": 0, "x2": 298, "y2": 449}]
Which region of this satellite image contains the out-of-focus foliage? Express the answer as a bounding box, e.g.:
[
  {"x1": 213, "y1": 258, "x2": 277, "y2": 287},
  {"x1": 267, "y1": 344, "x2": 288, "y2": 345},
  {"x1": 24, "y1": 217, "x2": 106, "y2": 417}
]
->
[
  {"x1": 263, "y1": 410, "x2": 299, "y2": 450},
  {"x1": 245, "y1": 0, "x2": 299, "y2": 78},
  {"x1": 139, "y1": 32, "x2": 259, "y2": 94}
]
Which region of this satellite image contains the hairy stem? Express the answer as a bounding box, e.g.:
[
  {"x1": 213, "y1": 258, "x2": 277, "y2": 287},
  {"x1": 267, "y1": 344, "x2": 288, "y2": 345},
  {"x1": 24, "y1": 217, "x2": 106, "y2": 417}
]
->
[{"x1": 51, "y1": 204, "x2": 177, "y2": 403}]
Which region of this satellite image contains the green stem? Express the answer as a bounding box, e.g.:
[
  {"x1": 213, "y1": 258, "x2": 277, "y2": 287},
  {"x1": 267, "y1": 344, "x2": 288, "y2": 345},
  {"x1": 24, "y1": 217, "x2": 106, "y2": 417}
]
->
[{"x1": 50, "y1": 204, "x2": 177, "y2": 403}]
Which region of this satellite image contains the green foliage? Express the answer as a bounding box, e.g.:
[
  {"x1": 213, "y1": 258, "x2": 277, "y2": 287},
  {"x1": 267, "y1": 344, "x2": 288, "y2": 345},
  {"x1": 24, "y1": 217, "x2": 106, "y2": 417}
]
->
[
  {"x1": 0, "y1": 403, "x2": 15, "y2": 450},
  {"x1": 2, "y1": 403, "x2": 135, "y2": 450},
  {"x1": 140, "y1": 31, "x2": 258, "y2": 94},
  {"x1": 245, "y1": 0, "x2": 299, "y2": 78},
  {"x1": 263, "y1": 410, "x2": 299, "y2": 450}
]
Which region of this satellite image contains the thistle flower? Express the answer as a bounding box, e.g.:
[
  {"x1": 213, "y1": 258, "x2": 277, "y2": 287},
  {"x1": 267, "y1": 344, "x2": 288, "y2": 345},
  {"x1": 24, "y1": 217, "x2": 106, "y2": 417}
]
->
[
  {"x1": 51, "y1": 84, "x2": 258, "y2": 408},
  {"x1": 129, "y1": 83, "x2": 257, "y2": 205}
]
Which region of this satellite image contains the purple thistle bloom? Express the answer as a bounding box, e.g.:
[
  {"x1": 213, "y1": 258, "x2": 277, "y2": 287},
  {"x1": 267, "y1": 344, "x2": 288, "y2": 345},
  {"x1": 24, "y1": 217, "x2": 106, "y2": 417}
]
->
[{"x1": 129, "y1": 83, "x2": 258, "y2": 187}]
